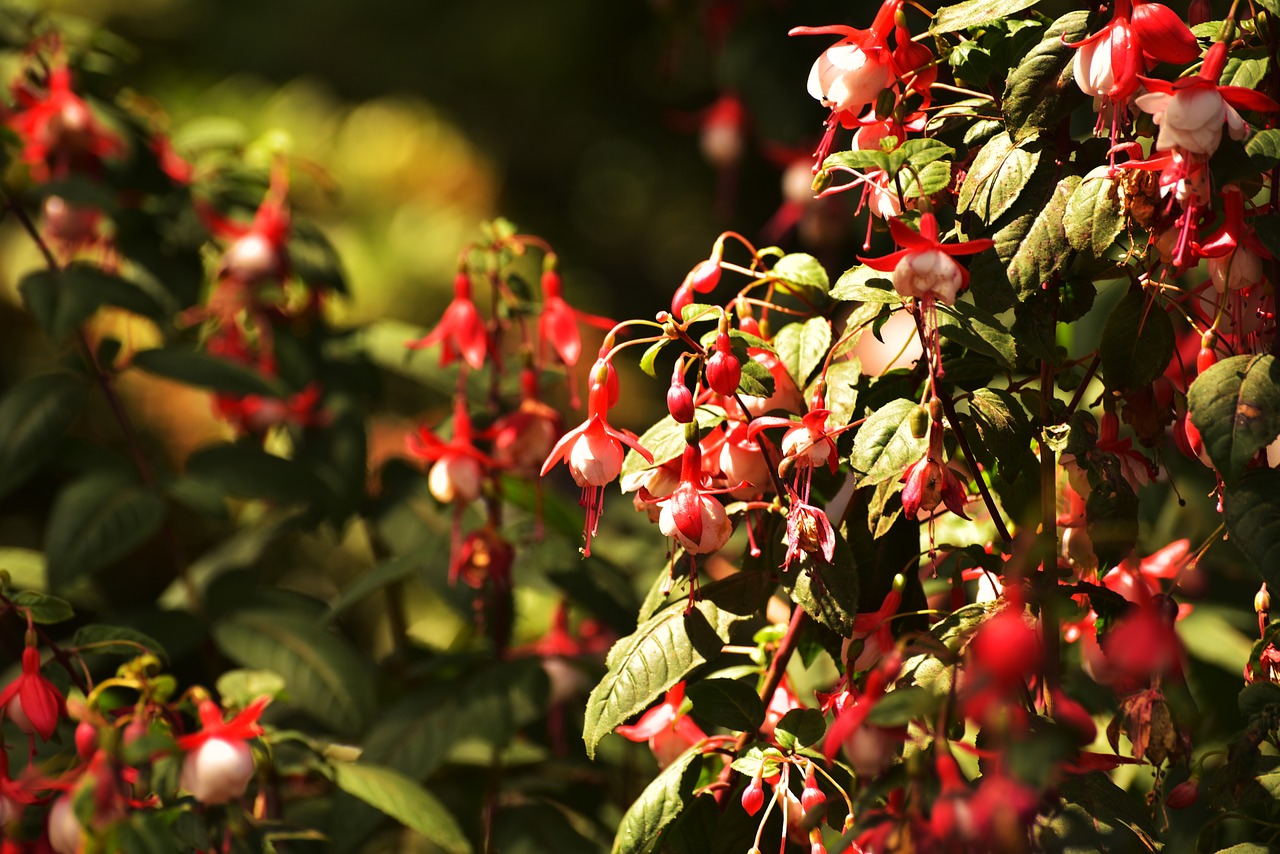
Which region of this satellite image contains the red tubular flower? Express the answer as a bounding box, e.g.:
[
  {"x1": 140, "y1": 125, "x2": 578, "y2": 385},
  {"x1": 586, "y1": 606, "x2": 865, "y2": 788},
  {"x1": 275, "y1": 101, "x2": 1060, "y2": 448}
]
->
[
  {"x1": 176, "y1": 697, "x2": 269, "y2": 805},
  {"x1": 705, "y1": 332, "x2": 742, "y2": 396},
  {"x1": 846, "y1": 576, "x2": 905, "y2": 671},
  {"x1": 858, "y1": 213, "x2": 993, "y2": 306},
  {"x1": 487, "y1": 369, "x2": 563, "y2": 475},
  {"x1": 614, "y1": 682, "x2": 707, "y2": 767},
  {"x1": 541, "y1": 358, "x2": 653, "y2": 556},
  {"x1": 407, "y1": 271, "x2": 490, "y2": 371},
  {"x1": 7, "y1": 63, "x2": 123, "y2": 180},
  {"x1": 203, "y1": 163, "x2": 292, "y2": 287},
  {"x1": 791, "y1": 0, "x2": 900, "y2": 122},
  {"x1": 1195, "y1": 187, "x2": 1273, "y2": 293},
  {"x1": 0, "y1": 644, "x2": 66, "y2": 742},
  {"x1": 408, "y1": 398, "x2": 497, "y2": 506},
  {"x1": 1136, "y1": 42, "x2": 1280, "y2": 157},
  {"x1": 656, "y1": 444, "x2": 734, "y2": 556},
  {"x1": 900, "y1": 424, "x2": 968, "y2": 520},
  {"x1": 538, "y1": 267, "x2": 582, "y2": 369}
]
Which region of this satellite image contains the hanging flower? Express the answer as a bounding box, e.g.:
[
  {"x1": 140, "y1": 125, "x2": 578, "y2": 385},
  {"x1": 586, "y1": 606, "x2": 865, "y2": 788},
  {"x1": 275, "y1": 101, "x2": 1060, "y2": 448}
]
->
[
  {"x1": 487, "y1": 368, "x2": 563, "y2": 475},
  {"x1": 541, "y1": 358, "x2": 653, "y2": 556},
  {"x1": 656, "y1": 444, "x2": 735, "y2": 556},
  {"x1": 860, "y1": 213, "x2": 993, "y2": 306},
  {"x1": 7, "y1": 61, "x2": 123, "y2": 181},
  {"x1": 781, "y1": 486, "x2": 836, "y2": 571},
  {"x1": 408, "y1": 399, "x2": 497, "y2": 506},
  {"x1": 176, "y1": 697, "x2": 270, "y2": 805},
  {"x1": 406, "y1": 270, "x2": 490, "y2": 371},
  {"x1": 0, "y1": 640, "x2": 66, "y2": 742},
  {"x1": 614, "y1": 682, "x2": 708, "y2": 767},
  {"x1": 791, "y1": 0, "x2": 900, "y2": 121}
]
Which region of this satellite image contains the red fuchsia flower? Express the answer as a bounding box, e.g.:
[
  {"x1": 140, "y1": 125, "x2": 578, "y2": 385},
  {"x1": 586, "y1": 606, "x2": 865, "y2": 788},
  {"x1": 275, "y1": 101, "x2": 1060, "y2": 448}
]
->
[
  {"x1": 823, "y1": 654, "x2": 906, "y2": 779},
  {"x1": 705, "y1": 331, "x2": 742, "y2": 397},
  {"x1": 718, "y1": 420, "x2": 772, "y2": 498},
  {"x1": 408, "y1": 398, "x2": 497, "y2": 507},
  {"x1": 698, "y1": 93, "x2": 748, "y2": 172},
  {"x1": 1196, "y1": 186, "x2": 1273, "y2": 293},
  {"x1": 213, "y1": 383, "x2": 328, "y2": 436},
  {"x1": 486, "y1": 368, "x2": 563, "y2": 475},
  {"x1": 614, "y1": 682, "x2": 708, "y2": 767},
  {"x1": 406, "y1": 270, "x2": 490, "y2": 371},
  {"x1": 656, "y1": 444, "x2": 735, "y2": 556},
  {"x1": 176, "y1": 697, "x2": 269, "y2": 805},
  {"x1": 7, "y1": 61, "x2": 123, "y2": 181},
  {"x1": 859, "y1": 212, "x2": 993, "y2": 307},
  {"x1": 1061, "y1": 411, "x2": 1158, "y2": 499},
  {"x1": 790, "y1": 0, "x2": 901, "y2": 169},
  {"x1": 451, "y1": 525, "x2": 514, "y2": 589},
  {"x1": 781, "y1": 486, "x2": 835, "y2": 572},
  {"x1": 844, "y1": 576, "x2": 905, "y2": 673},
  {"x1": 671, "y1": 244, "x2": 724, "y2": 318},
  {"x1": 541, "y1": 358, "x2": 653, "y2": 556},
  {"x1": 1, "y1": 637, "x2": 66, "y2": 743},
  {"x1": 900, "y1": 423, "x2": 969, "y2": 521},
  {"x1": 1100, "y1": 596, "x2": 1185, "y2": 686},
  {"x1": 1136, "y1": 42, "x2": 1280, "y2": 157},
  {"x1": 960, "y1": 593, "x2": 1041, "y2": 727},
  {"x1": 1064, "y1": 0, "x2": 1198, "y2": 142}
]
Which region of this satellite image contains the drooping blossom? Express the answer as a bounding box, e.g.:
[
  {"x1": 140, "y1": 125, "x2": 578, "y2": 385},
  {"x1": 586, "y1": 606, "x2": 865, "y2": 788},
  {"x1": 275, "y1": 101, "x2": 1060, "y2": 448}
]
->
[
  {"x1": 844, "y1": 575, "x2": 905, "y2": 673},
  {"x1": 614, "y1": 682, "x2": 708, "y2": 767},
  {"x1": 406, "y1": 270, "x2": 490, "y2": 371},
  {"x1": 1135, "y1": 42, "x2": 1280, "y2": 157},
  {"x1": 859, "y1": 212, "x2": 993, "y2": 307},
  {"x1": 541, "y1": 358, "x2": 653, "y2": 556},
  {"x1": 781, "y1": 486, "x2": 835, "y2": 572},
  {"x1": 486, "y1": 368, "x2": 562, "y2": 475},
  {"x1": 656, "y1": 444, "x2": 734, "y2": 556},
  {"x1": 407, "y1": 398, "x2": 496, "y2": 507},
  {"x1": 176, "y1": 697, "x2": 270, "y2": 805},
  {"x1": 900, "y1": 419, "x2": 969, "y2": 521},
  {"x1": 7, "y1": 60, "x2": 123, "y2": 181},
  {"x1": 823, "y1": 653, "x2": 906, "y2": 779},
  {"x1": 1195, "y1": 186, "x2": 1273, "y2": 294},
  {"x1": 0, "y1": 636, "x2": 66, "y2": 743},
  {"x1": 1064, "y1": 0, "x2": 1199, "y2": 143}
]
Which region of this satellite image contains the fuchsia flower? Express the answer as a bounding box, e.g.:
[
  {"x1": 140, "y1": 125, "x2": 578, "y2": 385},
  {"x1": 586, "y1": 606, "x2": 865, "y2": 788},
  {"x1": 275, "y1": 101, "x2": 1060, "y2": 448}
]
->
[
  {"x1": 541, "y1": 358, "x2": 653, "y2": 556},
  {"x1": 614, "y1": 682, "x2": 707, "y2": 767},
  {"x1": 486, "y1": 368, "x2": 563, "y2": 475},
  {"x1": 1195, "y1": 186, "x2": 1273, "y2": 293},
  {"x1": 1136, "y1": 42, "x2": 1280, "y2": 157},
  {"x1": 845, "y1": 576, "x2": 905, "y2": 672},
  {"x1": 407, "y1": 271, "x2": 490, "y2": 371},
  {"x1": 656, "y1": 444, "x2": 734, "y2": 556},
  {"x1": 781, "y1": 486, "x2": 835, "y2": 571},
  {"x1": 408, "y1": 398, "x2": 497, "y2": 506},
  {"x1": 176, "y1": 697, "x2": 269, "y2": 805},
  {"x1": 7, "y1": 62, "x2": 123, "y2": 181},
  {"x1": 900, "y1": 416, "x2": 969, "y2": 521},
  {"x1": 0, "y1": 640, "x2": 66, "y2": 743},
  {"x1": 1065, "y1": 0, "x2": 1198, "y2": 138},
  {"x1": 823, "y1": 653, "x2": 906, "y2": 779},
  {"x1": 859, "y1": 212, "x2": 993, "y2": 306}
]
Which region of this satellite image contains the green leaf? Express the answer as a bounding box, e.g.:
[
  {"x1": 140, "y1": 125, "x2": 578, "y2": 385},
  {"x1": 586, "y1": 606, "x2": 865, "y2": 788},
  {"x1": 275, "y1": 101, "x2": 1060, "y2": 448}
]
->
[
  {"x1": 329, "y1": 762, "x2": 471, "y2": 854},
  {"x1": 773, "y1": 317, "x2": 831, "y2": 388},
  {"x1": 612, "y1": 746, "x2": 702, "y2": 854},
  {"x1": 639, "y1": 339, "x2": 670, "y2": 378},
  {"x1": 71, "y1": 624, "x2": 168, "y2": 661},
  {"x1": 185, "y1": 443, "x2": 330, "y2": 505},
  {"x1": 131, "y1": 347, "x2": 285, "y2": 397},
  {"x1": 1245, "y1": 128, "x2": 1280, "y2": 163},
  {"x1": 1240, "y1": 682, "x2": 1280, "y2": 718},
  {"x1": 10, "y1": 590, "x2": 74, "y2": 624},
  {"x1": 1008, "y1": 175, "x2": 1079, "y2": 296},
  {"x1": 216, "y1": 669, "x2": 288, "y2": 707},
  {"x1": 822, "y1": 149, "x2": 890, "y2": 175},
  {"x1": 621, "y1": 407, "x2": 726, "y2": 479},
  {"x1": 903, "y1": 159, "x2": 952, "y2": 199},
  {"x1": 830, "y1": 266, "x2": 899, "y2": 303},
  {"x1": 957, "y1": 132, "x2": 1044, "y2": 223},
  {"x1": 45, "y1": 471, "x2": 166, "y2": 589},
  {"x1": 817, "y1": 359, "x2": 861, "y2": 429},
  {"x1": 849, "y1": 398, "x2": 927, "y2": 487},
  {"x1": 19, "y1": 265, "x2": 167, "y2": 341},
  {"x1": 1224, "y1": 469, "x2": 1280, "y2": 582},
  {"x1": 1042, "y1": 772, "x2": 1159, "y2": 853},
  {"x1": 583, "y1": 604, "x2": 725, "y2": 758},
  {"x1": 1064, "y1": 169, "x2": 1124, "y2": 260},
  {"x1": 931, "y1": 0, "x2": 1041, "y2": 33},
  {"x1": 213, "y1": 610, "x2": 377, "y2": 737},
  {"x1": 967, "y1": 388, "x2": 1037, "y2": 493},
  {"x1": 1002, "y1": 11, "x2": 1090, "y2": 141},
  {"x1": 771, "y1": 253, "x2": 829, "y2": 297},
  {"x1": 738, "y1": 357, "x2": 775, "y2": 398},
  {"x1": 773, "y1": 708, "x2": 826, "y2": 750},
  {"x1": 866, "y1": 686, "x2": 939, "y2": 726},
  {"x1": 680, "y1": 303, "x2": 719, "y2": 324},
  {"x1": 1098, "y1": 289, "x2": 1176, "y2": 392},
  {"x1": 779, "y1": 533, "x2": 860, "y2": 635},
  {"x1": 687, "y1": 678, "x2": 765, "y2": 732},
  {"x1": 937, "y1": 301, "x2": 1015, "y2": 370},
  {"x1": 0, "y1": 371, "x2": 87, "y2": 499},
  {"x1": 1189, "y1": 355, "x2": 1280, "y2": 484},
  {"x1": 323, "y1": 538, "x2": 441, "y2": 622},
  {"x1": 1223, "y1": 51, "x2": 1269, "y2": 89}
]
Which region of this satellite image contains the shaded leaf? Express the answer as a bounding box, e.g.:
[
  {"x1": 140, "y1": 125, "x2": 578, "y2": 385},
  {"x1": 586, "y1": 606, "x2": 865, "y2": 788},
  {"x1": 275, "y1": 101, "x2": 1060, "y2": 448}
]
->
[
  {"x1": 612, "y1": 746, "x2": 702, "y2": 854},
  {"x1": 71, "y1": 624, "x2": 168, "y2": 661},
  {"x1": 1008, "y1": 175, "x2": 1079, "y2": 296},
  {"x1": 216, "y1": 669, "x2": 288, "y2": 707},
  {"x1": 687, "y1": 678, "x2": 766, "y2": 732},
  {"x1": 1099, "y1": 290, "x2": 1176, "y2": 392},
  {"x1": 45, "y1": 471, "x2": 165, "y2": 589},
  {"x1": 774, "y1": 708, "x2": 826, "y2": 750},
  {"x1": 329, "y1": 762, "x2": 471, "y2": 854},
  {"x1": 866, "y1": 686, "x2": 939, "y2": 726},
  {"x1": 1189, "y1": 355, "x2": 1280, "y2": 484},
  {"x1": 185, "y1": 443, "x2": 330, "y2": 506},
  {"x1": 1002, "y1": 11, "x2": 1090, "y2": 140},
  {"x1": 0, "y1": 372, "x2": 87, "y2": 499},
  {"x1": 931, "y1": 0, "x2": 1041, "y2": 33},
  {"x1": 1065, "y1": 170, "x2": 1124, "y2": 259},
  {"x1": 621, "y1": 408, "x2": 726, "y2": 479},
  {"x1": 19, "y1": 265, "x2": 166, "y2": 341},
  {"x1": 131, "y1": 346, "x2": 284, "y2": 397},
  {"x1": 1223, "y1": 469, "x2": 1280, "y2": 583},
  {"x1": 10, "y1": 590, "x2": 74, "y2": 624},
  {"x1": 937, "y1": 301, "x2": 1015, "y2": 370}
]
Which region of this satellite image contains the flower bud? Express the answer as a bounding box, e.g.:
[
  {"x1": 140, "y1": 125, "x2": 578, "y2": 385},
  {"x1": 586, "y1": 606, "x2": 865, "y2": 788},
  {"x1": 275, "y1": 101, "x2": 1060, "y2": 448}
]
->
[
  {"x1": 1165, "y1": 778, "x2": 1199, "y2": 809},
  {"x1": 667, "y1": 376, "x2": 695, "y2": 424},
  {"x1": 909, "y1": 405, "x2": 929, "y2": 439},
  {"x1": 690, "y1": 258, "x2": 722, "y2": 294},
  {"x1": 75, "y1": 721, "x2": 98, "y2": 760},
  {"x1": 47, "y1": 795, "x2": 83, "y2": 854},
  {"x1": 706, "y1": 333, "x2": 742, "y2": 396},
  {"x1": 741, "y1": 775, "x2": 765, "y2": 816},
  {"x1": 1196, "y1": 346, "x2": 1217, "y2": 375},
  {"x1": 801, "y1": 771, "x2": 826, "y2": 814},
  {"x1": 1257, "y1": 584, "x2": 1271, "y2": 615},
  {"x1": 811, "y1": 170, "x2": 833, "y2": 194},
  {"x1": 180, "y1": 736, "x2": 257, "y2": 805}
]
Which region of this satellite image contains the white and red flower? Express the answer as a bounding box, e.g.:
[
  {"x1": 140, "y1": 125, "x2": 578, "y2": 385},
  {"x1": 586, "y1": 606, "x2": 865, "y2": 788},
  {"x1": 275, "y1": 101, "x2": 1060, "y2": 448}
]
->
[{"x1": 176, "y1": 697, "x2": 270, "y2": 805}]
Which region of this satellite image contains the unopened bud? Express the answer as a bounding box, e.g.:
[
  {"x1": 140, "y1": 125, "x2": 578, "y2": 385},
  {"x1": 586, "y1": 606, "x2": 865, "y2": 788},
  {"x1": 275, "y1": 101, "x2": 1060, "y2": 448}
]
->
[
  {"x1": 706, "y1": 333, "x2": 742, "y2": 396},
  {"x1": 801, "y1": 771, "x2": 826, "y2": 814},
  {"x1": 811, "y1": 170, "x2": 833, "y2": 193},
  {"x1": 874, "y1": 89, "x2": 897, "y2": 124},
  {"x1": 1196, "y1": 346, "x2": 1217, "y2": 375},
  {"x1": 1187, "y1": 0, "x2": 1212, "y2": 25},
  {"x1": 74, "y1": 721, "x2": 97, "y2": 760},
  {"x1": 668, "y1": 377, "x2": 695, "y2": 424},
  {"x1": 1257, "y1": 584, "x2": 1271, "y2": 615},
  {"x1": 909, "y1": 405, "x2": 929, "y2": 439},
  {"x1": 741, "y1": 776, "x2": 765, "y2": 816},
  {"x1": 1166, "y1": 778, "x2": 1199, "y2": 809}
]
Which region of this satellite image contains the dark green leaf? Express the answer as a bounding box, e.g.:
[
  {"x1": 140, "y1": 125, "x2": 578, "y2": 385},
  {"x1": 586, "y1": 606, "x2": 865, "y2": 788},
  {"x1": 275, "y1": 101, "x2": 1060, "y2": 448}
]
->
[
  {"x1": 1242, "y1": 681, "x2": 1280, "y2": 717},
  {"x1": 687, "y1": 678, "x2": 766, "y2": 732},
  {"x1": 19, "y1": 265, "x2": 167, "y2": 341},
  {"x1": 0, "y1": 371, "x2": 87, "y2": 498},
  {"x1": 621, "y1": 408, "x2": 726, "y2": 479},
  {"x1": 185, "y1": 443, "x2": 330, "y2": 505},
  {"x1": 779, "y1": 533, "x2": 860, "y2": 636},
  {"x1": 613, "y1": 748, "x2": 702, "y2": 854},
  {"x1": 329, "y1": 762, "x2": 471, "y2": 854},
  {"x1": 849, "y1": 398, "x2": 926, "y2": 487},
  {"x1": 1002, "y1": 11, "x2": 1090, "y2": 140},
  {"x1": 956, "y1": 132, "x2": 1044, "y2": 223},
  {"x1": 771, "y1": 253, "x2": 829, "y2": 298},
  {"x1": 583, "y1": 604, "x2": 725, "y2": 758},
  {"x1": 1189, "y1": 355, "x2": 1280, "y2": 484},
  {"x1": 71, "y1": 624, "x2": 168, "y2": 661},
  {"x1": 1245, "y1": 128, "x2": 1280, "y2": 163},
  {"x1": 10, "y1": 590, "x2": 74, "y2": 624},
  {"x1": 866, "y1": 686, "x2": 939, "y2": 726},
  {"x1": 773, "y1": 317, "x2": 831, "y2": 388},
  {"x1": 1224, "y1": 469, "x2": 1280, "y2": 583},
  {"x1": 774, "y1": 708, "x2": 826, "y2": 750},
  {"x1": 1099, "y1": 290, "x2": 1176, "y2": 391},
  {"x1": 213, "y1": 610, "x2": 377, "y2": 737},
  {"x1": 937, "y1": 301, "x2": 1015, "y2": 370},
  {"x1": 323, "y1": 537, "x2": 442, "y2": 622},
  {"x1": 738, "y1": 357, "x2": 775, "y2": 398},
  {"x1": 1064, "y1": 170, "x2": 1124, "y2": 259},
  {"x1": 1008, "y1": 175, "x2": 1079, "y2": 295},
  {"x1": 45, "y1": 471, "x2": 165, "y2": 589},
  {"x1": 931, "y1": 0, "x2": 1041, "y2": 33},
  {"x1": 131, "y1": 346, "x2": 284, "y2": 397}
]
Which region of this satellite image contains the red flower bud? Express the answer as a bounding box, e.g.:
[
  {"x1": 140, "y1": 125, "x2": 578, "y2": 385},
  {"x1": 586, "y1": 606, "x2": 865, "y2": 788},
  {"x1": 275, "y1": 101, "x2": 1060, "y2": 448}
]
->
[
  {"x1": 0, "y1": 645, "x2": 67, "y2": 741},
  {"x1": 801, "y1": 771, "x2": 826, "y2": 814},
  {"x1": 1196, "y1": 346, "x2": 1216, "y2": 375},
  {"x1": 667, "y1": 376, "x2": 695, "y2": 424},
  {"x1": 741, "y1": 775, "x2": 765, "y2": 816},
  {"x1": 75, "y1": 721, "x2": 98, "y2": 760},
  {"x1": 706, "y1": 333, "x2": 741, "y2": 396},
  {"x1": 1166, "y1": 778, "x2": 1199, "y2": 809},
  {"x1": 1050, "y1": 687, "x2": 1097, "y2": 746}
]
